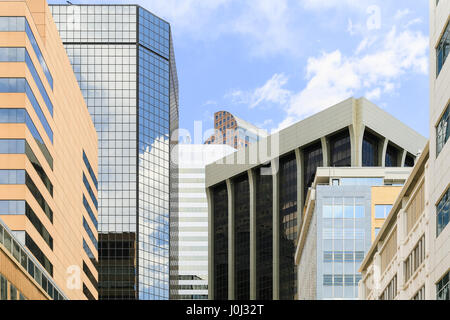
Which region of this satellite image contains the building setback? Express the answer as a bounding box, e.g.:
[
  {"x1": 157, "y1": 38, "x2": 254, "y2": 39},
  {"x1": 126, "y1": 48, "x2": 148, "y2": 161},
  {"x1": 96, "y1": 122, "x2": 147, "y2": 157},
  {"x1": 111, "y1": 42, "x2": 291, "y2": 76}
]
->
[
  {"x1": 205, "y1": 97, "x2": 427, "y2": 300},
  {"x1": 295, "y1": 167, "x2": 409, "y2": 300},
  {"x1": 50, "y1": 4, "x2": 179, "y2": 300},
  {"x1": 359, "y1": 1, "x2": 450, "y2": 300},
  {"x1": 0, "y1": 0, "x2": 98, "y2": 300}
]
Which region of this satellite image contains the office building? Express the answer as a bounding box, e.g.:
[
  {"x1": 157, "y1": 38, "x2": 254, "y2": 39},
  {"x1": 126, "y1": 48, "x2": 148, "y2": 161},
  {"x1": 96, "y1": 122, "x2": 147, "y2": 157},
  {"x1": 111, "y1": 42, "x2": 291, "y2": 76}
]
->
[
  {"x1": 295, "y1": 167, "x2": 409, "y2": 300},
  {"x1": 358, "y1": 1, "x2": 450, "y2": 300},
  {"x1": 205, "y1": 111, "x2": 267, "y2": 149},
  {"x1": 171, "y1": 144, "x2": 235, "y2": 300},
  {"x1": 0, "y1": 0, "x2": 98, "y2": 300},
  {"x1": 49, "y1": 3, "x2": 179, "y2": 300},
  {"x1": 205, "y1": 97, "x2": 427, "y2": 300}
]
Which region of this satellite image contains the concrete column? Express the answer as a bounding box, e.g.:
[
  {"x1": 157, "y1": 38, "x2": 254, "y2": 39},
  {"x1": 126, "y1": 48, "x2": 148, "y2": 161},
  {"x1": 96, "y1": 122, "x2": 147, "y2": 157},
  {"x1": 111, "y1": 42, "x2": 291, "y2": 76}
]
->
[
  {"x1": 272, "y1": 159, "x2": 280, "y2": 300},
  {"x1": 248, "y1": 169, "x2": 257, "y2": 300},
  {"x1": 380, "y1": 138, "x2": 388, "y2": 167},
  {"x1": 321, "y1": 136, "x2": 329, "y2": 167},
  {"x1": 295, "y1": 148, "x2": 304, "y2": 232},
  {"x1": 226, "y1": 179, "x2": 235, "y2": 300},
  {"x1": 206, "y1": 187, "x2": 214, "y2": 300},
  {"x1": 349, "y1": 123, "x2": 365, "y2": 167},
  {"x1": 400, "y1": 149, "x2": 407, "y2": 167}
]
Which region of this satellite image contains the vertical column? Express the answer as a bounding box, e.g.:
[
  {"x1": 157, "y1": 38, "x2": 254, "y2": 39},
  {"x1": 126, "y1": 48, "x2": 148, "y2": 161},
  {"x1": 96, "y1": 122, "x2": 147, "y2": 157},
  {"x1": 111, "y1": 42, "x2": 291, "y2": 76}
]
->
[
  {"x1": 295, "y1": 148, "x2": 304, "y2": 231},
  {"x1": 206, "y1": 187, "x2": 214, "y2": 300},
  {"x1": 321, "y1": 136, "x2": 329, "y2": 167},
  {"x1": 380, "y1": 138, "x2": 388, "y2": 167},
  {"x1": 272, "y1": 159, "x2": 280, "y2": 300},
  {"x1": 400, "y1": 150, "x2": 407, "y2": 167},
  {"x1": 248, "y1": 169, "x2": 257, "y2": 300},
  {"x1": 226, "y1": 179, "x2": 235, "y2": 300}
]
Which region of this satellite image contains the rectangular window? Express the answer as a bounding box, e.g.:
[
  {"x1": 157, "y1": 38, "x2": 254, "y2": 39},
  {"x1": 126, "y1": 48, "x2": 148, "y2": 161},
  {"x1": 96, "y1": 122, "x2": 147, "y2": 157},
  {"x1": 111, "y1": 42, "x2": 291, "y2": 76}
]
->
[
  {"x1": 0, "y1": 274, "x2": 7, "y2": 300},
  {"x1": 380, "y1": 274, "x2": 397, "y2": 300},
  {"x1": 413, "y1": 286, "x2": 425, "y2": 300},
  {"x1": 437, "y1": 188, "x2": 449, "y2": 237},
  {"x1": 83, "y1": 173, "x2": 98, "y2": 209},
  {"x1": 0, "y1": 78, "x2": 53, "y2": 143},
  {"x1": 404, "y1": 235, "x2": 425, "y2": 283},
  {"x1": 436, "y1": 103, "x2": 449, "y2": 156},
  {"x1": 0, "y1": 109, "x2": 53, "y2": 169},
  {"x1": 436, "y1": 271, "x2": 449, "y2": 300},
  {"x1": 83, "y1": 195, "x2": 98, "y2": 230},
  {"x1": 437, "y1": 20, "x2": 450, "y2": 76},
  {"x1": 375, "y1": 204, "x2": 393, "y2": 219}
]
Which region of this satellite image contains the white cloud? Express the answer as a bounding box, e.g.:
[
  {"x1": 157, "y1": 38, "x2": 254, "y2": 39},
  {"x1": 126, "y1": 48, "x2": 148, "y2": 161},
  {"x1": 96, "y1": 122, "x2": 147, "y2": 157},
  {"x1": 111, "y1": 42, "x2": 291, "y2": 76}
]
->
[
  {"x1": 227, "y1": 73, "x2": 291, "y2": 109},
  {"x1": 225, "y1": 24, "x2": 428, "y2": 133},
  {"x1": 394, "y1": 9, "x2": 411, "y2": 20}
]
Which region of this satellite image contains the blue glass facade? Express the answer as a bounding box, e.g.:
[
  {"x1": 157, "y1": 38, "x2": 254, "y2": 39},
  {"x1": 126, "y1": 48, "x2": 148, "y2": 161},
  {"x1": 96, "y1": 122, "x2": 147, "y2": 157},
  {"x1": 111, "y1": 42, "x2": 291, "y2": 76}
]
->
[
  {"x1": 316, "y1": 185, "x2": 372, "y2": 300},
  {"x1": 50, "y1": 4, "x2": 178, "y2": 300}
]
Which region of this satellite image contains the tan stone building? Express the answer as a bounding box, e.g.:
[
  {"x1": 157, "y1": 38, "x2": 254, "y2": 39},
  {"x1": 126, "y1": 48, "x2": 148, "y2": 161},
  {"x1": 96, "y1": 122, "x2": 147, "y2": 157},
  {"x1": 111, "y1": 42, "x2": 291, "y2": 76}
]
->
[{"x1": 0, "y1": 0, "x2": 98, "y2": 300}]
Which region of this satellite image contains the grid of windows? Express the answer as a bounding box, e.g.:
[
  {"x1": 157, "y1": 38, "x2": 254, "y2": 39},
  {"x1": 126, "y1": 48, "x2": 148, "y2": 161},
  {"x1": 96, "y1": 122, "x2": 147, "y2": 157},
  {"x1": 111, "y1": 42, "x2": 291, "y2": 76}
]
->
[
  {"x1": 436, "y1": 103, "x2": 449, "y2": 156},
  {"x1": 213, "y1": 184, "x2": 228, "y2": 300},
  {"x1": 234, "y1": 175, "x2": 250, "y2": 300},
  {"x1": 329, "y1": 130, "x2": 351, "y2": 167},
  {"x1": 279, "y1": 154, "x2": 297, "y2": 300},
  {"x1": 50, "y1": 3, "x2": 177, "y2": 301},
  {"x1": 437, "y1": 271, "x2": 449, "y2": 300},
  {"x1": 321, "y1": 197, "x2": 366, "y2": 299},
  {"x1": 256, "y1": 167, "x2": 273, "y2": 300}
]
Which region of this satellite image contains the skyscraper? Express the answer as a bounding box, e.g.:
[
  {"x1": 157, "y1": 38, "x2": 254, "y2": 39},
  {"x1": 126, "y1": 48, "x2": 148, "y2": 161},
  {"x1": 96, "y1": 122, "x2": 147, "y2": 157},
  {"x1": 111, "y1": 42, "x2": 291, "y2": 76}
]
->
[
  {"x1": 0, "y1": 0, "x2": 98, "y2": 300},
  {"x1": 50, "y1": 4, "x2": 179, "y2": 300}
]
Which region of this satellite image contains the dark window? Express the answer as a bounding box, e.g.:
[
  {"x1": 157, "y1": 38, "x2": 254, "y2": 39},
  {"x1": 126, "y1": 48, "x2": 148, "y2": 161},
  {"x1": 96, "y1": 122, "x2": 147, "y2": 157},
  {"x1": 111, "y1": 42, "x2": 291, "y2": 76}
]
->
[
  {"x1": 25, "y1": 233, "x2": 53, "y2": 276},
  {"x1": 362, "y1": 131, "x2": 379, "y2": 167},
  {"x1": 436, "y1": 103, "x2": 449, "y2": 157},
  {"x1": 256, "y1": 166, "x2": 273, "y2": 300},
  {"x1": 279, "y1": 154, "x2": 297, "y2": 300},
  {"x1": 437, "y1": 271, "x2": 449, "y2": 300},
  {"x1": 436, "y1": 188, "x2": 449, "y2": 237},
  {"x1": 303, "y1": 142, "x2": 323, "y2": 201},
  {"x1": 405, "y1": 154, "x2": 415, "y2": 167},
  {"x1": 83, "y1": 261, "x2": 98, "y2": 290},
  {"x1": 234, "y1": 175, "x2": 250, "y2": 300},
  {"x1": 385, "y1": 144, "x2": 398, "y2": 167},
  {"x1": 83, "y1": 283, "x2": 96, "y2": 300},
  {"x1": 437, "y1": 20, "x2": 450, "y2": 77},
  {"x1": 213, "y1": 184, "x2": 228, "y2": 300},
  {"x1": 25, "y1": 172, "x2": 53, "y2": 223},
  {"x1": 329, "y1": 129, "x2": 351, "y2": 167},
  {"x1": 83, "y1": 150, "x2": 98, "y2": 190}
]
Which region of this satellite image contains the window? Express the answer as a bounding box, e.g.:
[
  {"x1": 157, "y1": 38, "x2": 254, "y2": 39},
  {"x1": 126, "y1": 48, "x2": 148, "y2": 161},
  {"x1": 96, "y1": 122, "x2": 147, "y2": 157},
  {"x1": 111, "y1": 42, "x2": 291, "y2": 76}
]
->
[
  {"x1": 404, "y1": 235, "x2": 425, "y2": 283},
  {"x1": 437, "y1": 271, "x2": 449, "y2": 300},
  {"x1": 375, "y1": 204, "x2": 393, "y2": 219},
  {"x1": 329, "y1": 129, "x2": 351, "y2": 167},
  {"x1": 362, "y1": 131, "x2": 379, "y2": 167},
  {"x1": 0, "y1": 274, "x2": 7, "y2": 300},
  {"x1": 437, "y1": 188, "x2": 449, "y2": 237},
  {"x1": 385, "y1": 144, "x2": 398, "y2": 167},
  {"x1": 413, "y1": 286, "x2": 425, "y2": 300},
  {"x1": 380, "y1": 274, "x2": 397, "y2": 300},
  {"x1": 437, "y1": 20, "x2": 450, "y2": 76},
  {"x1": 436, "y1": 103, "x2": 449, "y2": 157}
]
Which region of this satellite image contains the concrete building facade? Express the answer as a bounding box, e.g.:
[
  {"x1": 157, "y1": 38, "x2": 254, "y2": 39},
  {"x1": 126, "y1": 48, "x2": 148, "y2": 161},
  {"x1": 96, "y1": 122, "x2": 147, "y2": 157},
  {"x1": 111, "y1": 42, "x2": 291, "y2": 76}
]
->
[
  {"x1": 0, "y1": 0, "x2": 98, "y2": 300},
  {"x1": 295, "y1": 167, "x2": 408, "y2": 300},
  {"x1": 205, "y1": 97, "x2": 427, "y2": 300},
  {"x1": 50, "y1": 4, "x2": 179, "y2": 300},
  {"x1": 358, "y1": 1, "x2": 450, "y2": 301},
  {"x1": 172, "y1": 144, "x2": 235, "y2": 300}
]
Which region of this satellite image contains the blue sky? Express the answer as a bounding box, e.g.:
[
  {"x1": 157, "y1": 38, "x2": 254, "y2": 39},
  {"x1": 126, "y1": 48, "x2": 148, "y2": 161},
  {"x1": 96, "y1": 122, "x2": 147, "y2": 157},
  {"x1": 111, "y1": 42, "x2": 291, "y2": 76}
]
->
[{"x1": 48, "y1": 0, "x2": 430, "y2": 140}]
